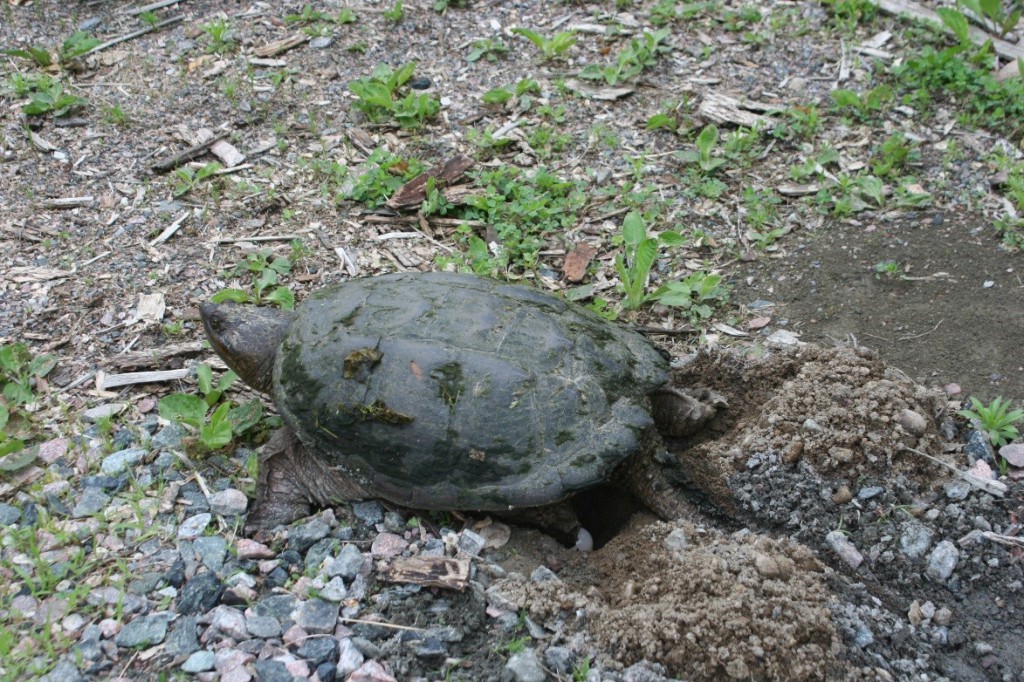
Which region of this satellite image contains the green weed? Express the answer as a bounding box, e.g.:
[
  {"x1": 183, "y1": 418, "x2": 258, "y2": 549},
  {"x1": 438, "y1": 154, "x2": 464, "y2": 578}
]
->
[
  {"x1": 213, "y1": 249, "x2": 296, "y2": 310},
  {"x1": 510, "y1": 27, "x2": 577, "y2": 62},
  {"x1": 173, "y1": 162, "x2": 222, "y2": 197},
  {"x1": 959, "y1": 396, "x2": 1024, "y2": 447},
  {"x1": 578, "y1": 28, "x2": 671, "y2": 85},
  {"x1": 349, "y1": 63, "x2": 439, "y2": 129},
  {"x1": 157, "y1": 365, "x2": 264, "y2": 451}
]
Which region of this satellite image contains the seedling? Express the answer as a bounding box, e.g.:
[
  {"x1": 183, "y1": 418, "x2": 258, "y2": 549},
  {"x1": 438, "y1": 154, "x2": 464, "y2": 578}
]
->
[
  {"x1": 20, "y1": 76, "x2": 87, "y2": 117},
  {"x1": 578, "y1": 28, "x2": 671, "y2": 85},
  {"x1": 173, "y1": 162, "x2": 222, "y2": 197},
  {"x1": 383, "y1": 0, "x2": 404, "y2": 22},
  {"x1": 872, "y1": 132, "x2": 918, "y2": 178},
  {"x1": 510, "y1": 27, "x2": 577, "y2": 62},
  {"x1": 831, "y1": 85, "x2": 894, "y2": 121},
  {"x1": 0, "y1": 343, "x2": 57, "y2": 459},
  {"x1": 873, "y1": 260, "x2": 904, "y2": 279},
  {"x1": 201, "y1": 18, "x2": 235, "y2": 53},
  {"x1": 615, "y1": 212, "x2": 685, "y2": 310},
  {"x1": 959, "y1": 396, "x2": 1024, "y2": 447},
  {"x1": 349, "y1": 63, "x2": 439, "y2": 129},
  {"x1": 285, "y1": 4, "x2": 333, "y2": 24},
  {"x1": 481, "y1": 78, "x2": 540, "y2": 111},
  {"x1": 158, "y1": 365, "x2": 264, "y2": 450},
  {"x1": 651, "y1": 271, "x2": 730, "y2": 323},
  {"x1": 678, "y1": 124, "x2": 726, "y2": 174},
  {"x1": 213, "y1": 249, "x2": 296, "y2": 309},
  {"x1": 467, "y1": 38, "x2": 508, "y2": 62},
  {"x1": 2, "y1": 30, "x2": 98, "y2": 66}
]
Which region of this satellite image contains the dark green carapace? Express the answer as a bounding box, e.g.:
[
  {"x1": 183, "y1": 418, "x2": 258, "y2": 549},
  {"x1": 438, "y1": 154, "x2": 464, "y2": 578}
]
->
[{"x1": 265, "y1": 272, "x2": 668, "y2": 510}]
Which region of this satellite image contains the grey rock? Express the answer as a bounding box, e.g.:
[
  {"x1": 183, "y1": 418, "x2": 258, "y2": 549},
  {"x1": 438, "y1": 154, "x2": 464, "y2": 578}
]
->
[
  {"x1": 351, "y1": 501, "x2": 384, "y2": 525},
  {"x1": 544, "y1": 646, "x2": 573, "y2": 674},
  {"x1": 944, "y1": 480, "x2": 971, "y2": 501},
  {"x1": 337, "y1": 637, "x2": 364, "y2": 677},
  {"x1": 383, "y1": 511, "x2": 406, "y2": 533},
  {"x1": 253, "y1": 660, "x2": 292, "y2": 682},
  {"x1": 72, "y1": 488, "x2": 110, "y2": 518},
  {"x1": 295, "y1": 598, "x2": 340, "y2": 634},
  {"x1": 0, "y1": 502, "x2": 21, "y2": 525},
  {"x1": 151, "y1": 422, "x2": 185, "y2": 450},
  {"x1": 100, "y1": 447, "x2": 147, "y2": 475},
  {"x1": 112, "y1": 428, "x2": 137, "y2": 449},
  {"x1": 209, "y1": 605, "x2": 248, "y2": 640},
  {"x1": 177, "y1": 512, "x2": 212, "y2": 540},
  {"x1": 320, "y1": 576, "x2": 349, "y2": 602},
  {"x1": 38, "y1": 658, "x2": 84, "y2": 682},
  {"x1": 899, "y1": 409, "x2": 928, "y2": 436},
  {"x1": 350, "y1": 636, "x2": 381, "y2": 659},
  {"x1": 801, "y1": 418, "x2": 823, "y2": 432},
  {"x1": 504, "y1": 649, "x2": 546, "y2": 682},
  {"x1": 82, "y1": 403, "x2": 124, "y2": 423},
  {"x1": 857, "y1": 486, "x2": 884, "y2": 500},
  {"x1": 182, "y1": 650, "x2": 215, "y2": 673},
  {"x1": 165, "y1": 615, "x2": 200, "y2": 656},
  {"x1": 926, "y1": 541, "x2": 959, "y2": 581},
  {"x1": 253, "y1": 594, "x2": 298, "y2": 620},
  {"x1": 310, "y1": 36, "x2": 334, "y2": 49},
  {"x1": 328, "y1": 544, "x2": 364, "y2": 580},
  {"x1": 298, "y1": 636, "x2": 340, "y2": 666},
  {"x1": 458, "y1": 529, "x2": 486, "y2": 556},
  {"x1": 178, "y1": 572, "x2": 224, "y2": 615},
  {"x1": 663, "y1": 528, "x2": 688, "y2": 552},
  {"x1": 415, "y1": 637, "x2": 446, "y2": 659},
  {"x1": 115, "y1": 613, "x2": 172, "y2": 647},
  {"x1": 290, "y1": 518, "x2": 332, "y2": 554},
  {"x1": 193, "y1": 536, "x2": 228, "y2": 573},
  {"x1": 246, "y1": 614, "x2": 282, "y2": 638},
  {"x1": 899, "y1": 523, "x2": 935, "y2": 559},
  {"x1": 127, "y1": 572, "x2": 163, "y2": 595},
  {"x1": 305, "y1": 537, "x2": 339, "y2": 571},
  {"x1": 317, "y1": 661, "x2": 338, "y2": 682},
  {"x1": 530, "y1": 566, "x2": 561, "y2": 583},
  {"x1": 207, "y1": 488, "x2": 247, "y2": 516},
  {"x1": 964, "y1": 429, "x2": 995, "y2": 465},
  {"x1": 826, "y1": 530, "x2": 863, "y2": 569}
]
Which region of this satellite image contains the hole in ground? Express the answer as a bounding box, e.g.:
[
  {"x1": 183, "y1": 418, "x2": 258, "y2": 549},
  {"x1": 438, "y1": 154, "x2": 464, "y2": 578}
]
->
[{"x1": 571, "y1": 482, "x2": 645, "y2": 550}]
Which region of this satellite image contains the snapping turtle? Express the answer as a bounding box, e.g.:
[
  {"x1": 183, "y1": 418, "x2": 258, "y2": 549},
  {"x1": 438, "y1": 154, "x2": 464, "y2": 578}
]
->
[{"x1": 201, "y1": 271, "x2": 723, "y2": 538}]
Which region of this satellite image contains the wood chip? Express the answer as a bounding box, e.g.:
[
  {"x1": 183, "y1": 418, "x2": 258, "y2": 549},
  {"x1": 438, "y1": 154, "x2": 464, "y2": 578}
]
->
[
  {"x1": 38, "y1": 196, "x2": 94, "y2": 209},
  {"x1": 696, "y1": 91, "x2": 770, "y2": 128},
  {"x1": 109, "y1": 341, "x2": 207, "y2": 370},
  {"x1": 4, "y1": 266, "x2": 71, "y2": 283},
  {"x1": 777, "y1": 182, "x2": 821, "y2": 197},
  {"x1": 252, "y1": 33, "x2": 309, "y2": 58},
  {"x1": 378, "y1": 556, "x2": 471, "y2": 590},
  {"x1": 565, "y1": 79, "x2": 635, "y2": 100},
  {"x1": 386, "y1": 155, "x2": 474, "y2": 210},
  {"x1": 869, "y1": 0, "x2": 1024, "y2": 61},
  {"x1": 99, "y1": 368, "x2": 191, "y2": 389},
  {"x1": 563, "y1": 244, "x2": 597, "y2": 283}
]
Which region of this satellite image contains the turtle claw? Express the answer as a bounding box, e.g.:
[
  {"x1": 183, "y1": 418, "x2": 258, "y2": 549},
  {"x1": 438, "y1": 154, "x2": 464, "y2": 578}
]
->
[{"x1": 651, "y1": 386, "x2": 728, "y2": 438}]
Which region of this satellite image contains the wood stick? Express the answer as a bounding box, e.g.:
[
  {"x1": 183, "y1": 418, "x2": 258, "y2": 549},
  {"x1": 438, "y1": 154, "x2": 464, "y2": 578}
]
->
[
  {"x1": 121, "y1": 0, "x2": 182, "y2": 16},
  {"x1": 870, "y1": 0, "x2": 1024, "y2": 61},
  {"x1": 150, "y1": 132, "x2": 228, "y2": 173},
  {"x1": 80, "y1": 16, "x2": 184, "y2": 59},
  {"x1": 99, "y1": 369, "x2": 190, "y2": 389},
  {"x1": 109, "y1": 341, "x2": 207, "y2": 370}
]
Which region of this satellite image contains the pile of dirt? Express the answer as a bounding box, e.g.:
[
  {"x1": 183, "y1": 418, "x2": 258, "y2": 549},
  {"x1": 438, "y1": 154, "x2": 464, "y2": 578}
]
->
[
  {"x1": 495, "y1": 519, "x2": 841, "y2": 680},
  {"x1": 481, "y1": 344, "x2": 1023, "y2": 681}
]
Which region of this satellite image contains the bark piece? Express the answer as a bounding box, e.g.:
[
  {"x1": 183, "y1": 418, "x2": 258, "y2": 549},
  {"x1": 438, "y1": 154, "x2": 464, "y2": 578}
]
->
[
  {"x1": 563, "y1": 244, "x2": 597, "y2": 283},
  {"x1": 696, "y1": 92, "x2": 770, "y2": 128},
  {"x1": 379, "y1": 556, "x2": 471, "y2": 591},
  {"x1": 386, "y1": 156, "x2": 474, "y2": 210},
  {"x1": 252, "y1": 33, "x2": 309, "y2": 58}
]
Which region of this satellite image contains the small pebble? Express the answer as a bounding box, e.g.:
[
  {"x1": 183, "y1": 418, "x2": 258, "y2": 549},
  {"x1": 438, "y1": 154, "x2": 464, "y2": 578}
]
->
[
  {"x1": 925, "y1": 540, "x2": 959, "y2": 581},
  {"x1": 826, "y1": 530, "x2": 863, "y2": 569}
]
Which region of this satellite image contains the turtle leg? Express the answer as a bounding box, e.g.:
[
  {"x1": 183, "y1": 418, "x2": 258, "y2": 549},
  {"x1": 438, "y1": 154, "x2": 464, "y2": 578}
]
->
[
  {"x1": 650, "y1": 386, "x2": 728, "y2": 438},
  {"x1": 245, "y1": 428, "x2": 372, "y2": 533},
  {"x1": 614, "y1": 446, "x2": 703, "y2": 522}
]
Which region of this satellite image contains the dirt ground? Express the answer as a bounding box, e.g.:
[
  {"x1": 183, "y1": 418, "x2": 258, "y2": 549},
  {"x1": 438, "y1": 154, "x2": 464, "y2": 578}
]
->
[{"x1": 1, "y1": 0, "x2": 1023, "y2": 680}]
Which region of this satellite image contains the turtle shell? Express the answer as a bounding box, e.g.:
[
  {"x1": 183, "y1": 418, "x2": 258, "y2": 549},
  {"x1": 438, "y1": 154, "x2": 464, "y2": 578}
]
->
[{"x1": 273, "y1": 271, "x2": 669, "y2": 510}]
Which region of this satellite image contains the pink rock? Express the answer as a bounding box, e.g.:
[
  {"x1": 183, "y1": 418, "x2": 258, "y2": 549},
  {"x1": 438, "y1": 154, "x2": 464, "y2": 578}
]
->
[
  {"x1": 38, "y1": 438, "x2": 68, "y2": 464},
  {"x1": 282, "y1": 624, "x2": 308, "y2": 646},
  {"x1": 235, "y1": 539, "x2": 275, "y2": 559},
  {"x1": 370, "y1": 533, "x2": 408, "y2": 558},
  {"x1": 967, "y1": 459, "x2": 995, "y2": 481},
  {"x1": 347, "y1": 661, "x2": 398, "y2": 682},
  {"x1": 999, "y1": 443, "x2": 1024, "y2": 468},
  {"x1": 944, "y1": 383, "x2": 962, "y2": 396}
]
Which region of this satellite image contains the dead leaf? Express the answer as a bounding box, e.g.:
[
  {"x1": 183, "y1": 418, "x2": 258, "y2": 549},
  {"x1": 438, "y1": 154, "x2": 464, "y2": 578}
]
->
[
  {"x1": 563, "y1": 244, "x2": 597, "y2": 282},
  {"x1": 747, "y1": 316, "x2": 771, "y2": 330},
  {"x1": 387, "y1": 156, "x2": 474, "y2": 210},
  {"x1": 565, "y1": 79, "x2": 635, "y2": 100}
]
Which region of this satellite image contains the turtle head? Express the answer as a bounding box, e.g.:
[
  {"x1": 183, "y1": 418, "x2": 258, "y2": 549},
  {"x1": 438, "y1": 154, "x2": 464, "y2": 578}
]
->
[{"x1": 200, "y1": 301, "x2": 296, "y2": 394}]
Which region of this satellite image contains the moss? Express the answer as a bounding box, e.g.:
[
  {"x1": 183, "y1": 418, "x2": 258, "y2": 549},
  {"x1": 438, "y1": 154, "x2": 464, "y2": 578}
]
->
[
  {"x1": 343, "y1": 347, "x2": 383, "y2": 380},
  {"x1": 431, "y1": 361, "x2": 465, "y2": 411}
]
